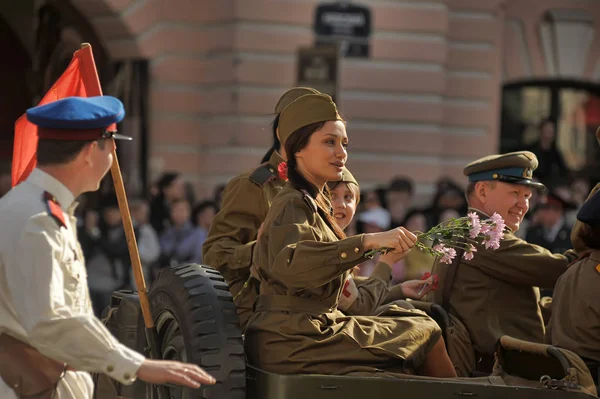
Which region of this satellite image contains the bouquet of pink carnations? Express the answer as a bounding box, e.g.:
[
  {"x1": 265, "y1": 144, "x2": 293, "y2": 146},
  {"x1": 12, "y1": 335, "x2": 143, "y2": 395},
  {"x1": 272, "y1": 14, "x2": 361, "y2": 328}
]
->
[{"x1": 365, "y1": 212, "x2": 506, "y2": 264}]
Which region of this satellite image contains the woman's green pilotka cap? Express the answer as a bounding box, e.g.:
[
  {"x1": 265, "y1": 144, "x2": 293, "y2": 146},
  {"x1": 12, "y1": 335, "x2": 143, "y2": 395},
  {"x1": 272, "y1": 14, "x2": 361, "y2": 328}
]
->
[
  {"x1": 278, "y1": 93, "x2": 342, "y2": 147},
  {"x1": 274, "y1": 87, "x2": 320, "y2": 114}
]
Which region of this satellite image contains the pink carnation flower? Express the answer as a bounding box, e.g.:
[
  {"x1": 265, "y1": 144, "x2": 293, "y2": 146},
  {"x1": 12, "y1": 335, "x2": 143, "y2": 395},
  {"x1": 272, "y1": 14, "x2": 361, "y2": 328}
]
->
[
  {"x1": 468, "y1": 212, "x2": 481, "y2": 238},
  {"x1": 439, "y1": 247, "x2": 457, "y2": 264},
  {"x1": 462, "y1": 244, "x2": 477, "y2": 261}
]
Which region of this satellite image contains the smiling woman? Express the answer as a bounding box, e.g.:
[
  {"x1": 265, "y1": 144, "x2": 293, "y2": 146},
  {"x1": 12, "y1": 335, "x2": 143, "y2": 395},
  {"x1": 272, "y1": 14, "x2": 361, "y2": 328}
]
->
[{"x1": 245, "y1": 93, "x2": 457, "y2": 379}]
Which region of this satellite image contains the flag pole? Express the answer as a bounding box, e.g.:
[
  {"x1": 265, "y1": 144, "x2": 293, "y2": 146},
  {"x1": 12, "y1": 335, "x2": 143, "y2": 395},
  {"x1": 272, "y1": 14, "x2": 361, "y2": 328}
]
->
[{"x1": 79, "y1": 43, "x2": 168, "y2": 397}]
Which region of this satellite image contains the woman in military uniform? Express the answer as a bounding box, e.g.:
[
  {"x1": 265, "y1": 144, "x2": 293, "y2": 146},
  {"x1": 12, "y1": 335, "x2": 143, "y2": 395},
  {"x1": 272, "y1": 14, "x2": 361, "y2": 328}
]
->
[
  {"x1": 202, "y1": 87, "x2": 319, "y2": 331},
  {"x1": 329, "y1": 168, "x2": 434, "y2": 315},
  {"x1": 245, "y1": 93, "x2": 456, "y2": 378}
]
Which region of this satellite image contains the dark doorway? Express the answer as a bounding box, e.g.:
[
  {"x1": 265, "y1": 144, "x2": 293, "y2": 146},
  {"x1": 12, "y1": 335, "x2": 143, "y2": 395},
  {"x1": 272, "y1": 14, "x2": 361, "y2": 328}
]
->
[
  {"x1": 501, "y1": 79, "x2": 600, "y2": 186},
  {"x1": 0, "y1": 16, "x2": 32, "y2": 163}
]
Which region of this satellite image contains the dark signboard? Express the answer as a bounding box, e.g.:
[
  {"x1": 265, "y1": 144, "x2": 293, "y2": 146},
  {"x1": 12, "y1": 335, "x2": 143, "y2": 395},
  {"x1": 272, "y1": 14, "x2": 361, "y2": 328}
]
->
[
  {"x1": 313, "y1": 2, "x2": 371, "y2": 58},
  {"x1": 296, "y1": 46, "x2": 338, "y2": 101},
  {"x1": 314, "y1": 2, "x2": 371, "y2": 38}
]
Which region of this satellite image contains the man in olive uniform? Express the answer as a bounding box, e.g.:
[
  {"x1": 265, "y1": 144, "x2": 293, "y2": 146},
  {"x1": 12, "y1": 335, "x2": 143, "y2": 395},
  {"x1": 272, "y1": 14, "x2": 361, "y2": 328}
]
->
[
  {"x1": 433, "y1": 151, "x2": 577, "y2": 375},
  {"x1": 202, "y1": 87, "x2": 319, "y2": 331},
  {"x1": 550, "y1": 190, "x2": 600, "y2": 387},
  {"x1": 0, "y1": 97, "x2": 213, "y2": 398}
]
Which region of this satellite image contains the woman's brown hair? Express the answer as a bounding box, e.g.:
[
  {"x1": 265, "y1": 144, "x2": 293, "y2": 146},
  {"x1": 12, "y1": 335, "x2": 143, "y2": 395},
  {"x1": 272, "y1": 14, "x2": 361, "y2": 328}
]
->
[{"x1": 285, "y1": 121, "x2": 347, "y2": 240}]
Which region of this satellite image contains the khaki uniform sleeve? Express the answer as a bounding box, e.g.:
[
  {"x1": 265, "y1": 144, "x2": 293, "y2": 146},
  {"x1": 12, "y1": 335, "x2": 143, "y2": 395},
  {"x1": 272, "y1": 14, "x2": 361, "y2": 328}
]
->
[
  {"x1": 383, "y1": 283, "x2": 407, "y2": 303},
  {"x1": 266, "y1": 196, "x2": 366, "y2": 289},
  {"x1": 571, "y1": 182, "x2": 600, "y2": 252},
  {"x1": 202, "y1": 176, "x2": 266, "y2": 270},
  {"x1": 344, "y1": 262, "x2": 393, "y2": 315},
  {"x1": 467, "y1": 231, "x2": 569, "y2": 288}
]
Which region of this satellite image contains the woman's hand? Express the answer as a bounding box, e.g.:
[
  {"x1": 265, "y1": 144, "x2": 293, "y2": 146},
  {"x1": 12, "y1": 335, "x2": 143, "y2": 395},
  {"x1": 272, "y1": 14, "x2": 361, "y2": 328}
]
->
[
  {"x1": 363, "y1": 227, "x2": 417, "y2": 254},
  {"x1": 380, "y1": 250, "x2": 409, "y2": 266}
]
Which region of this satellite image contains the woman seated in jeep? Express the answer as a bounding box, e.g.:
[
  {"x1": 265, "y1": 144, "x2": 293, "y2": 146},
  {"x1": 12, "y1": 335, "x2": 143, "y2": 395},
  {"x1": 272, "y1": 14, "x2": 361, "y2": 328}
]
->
[{"x1": 245, "y1": 93, "x2": 457, "y2": 378}]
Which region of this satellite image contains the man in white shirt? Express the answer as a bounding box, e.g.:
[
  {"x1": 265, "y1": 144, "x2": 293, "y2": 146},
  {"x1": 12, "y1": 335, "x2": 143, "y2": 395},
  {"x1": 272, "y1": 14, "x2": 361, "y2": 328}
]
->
[{"x1": 0, "y1": 96, "x2": 214, "y2": 398}]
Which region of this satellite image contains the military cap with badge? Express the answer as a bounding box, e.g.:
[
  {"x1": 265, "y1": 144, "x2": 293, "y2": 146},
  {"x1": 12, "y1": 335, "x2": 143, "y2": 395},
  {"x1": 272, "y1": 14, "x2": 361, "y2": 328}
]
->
[
  {"x1": 25, "y1": 95, "x2": 131, "y2": 227},
  {"x1": 463, "y1": 151, "x2": 545, "y2": 190},
  {"x1": 26, "y1": 96, "x2": 131, "y2": 141}
]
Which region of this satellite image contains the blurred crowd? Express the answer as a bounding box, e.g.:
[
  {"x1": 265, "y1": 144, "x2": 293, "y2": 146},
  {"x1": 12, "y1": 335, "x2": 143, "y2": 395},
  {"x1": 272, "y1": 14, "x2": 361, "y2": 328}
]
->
[{"x1": 0, "y1": 121, "x2": 590, "y2": 316}]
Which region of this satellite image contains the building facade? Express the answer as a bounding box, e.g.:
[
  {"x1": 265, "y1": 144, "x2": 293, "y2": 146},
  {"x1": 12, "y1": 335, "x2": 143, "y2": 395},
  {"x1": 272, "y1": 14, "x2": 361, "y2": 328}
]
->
[{"x1": 2, "y1": 0, "x2": 599, "y2": 201}]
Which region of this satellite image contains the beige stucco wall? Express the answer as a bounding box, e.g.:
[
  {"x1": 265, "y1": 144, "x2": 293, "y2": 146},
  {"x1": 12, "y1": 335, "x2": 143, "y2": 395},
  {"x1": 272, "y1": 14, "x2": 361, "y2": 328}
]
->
[{"x1": 67, "y1": 0, "x2": 600, "y2": 200}]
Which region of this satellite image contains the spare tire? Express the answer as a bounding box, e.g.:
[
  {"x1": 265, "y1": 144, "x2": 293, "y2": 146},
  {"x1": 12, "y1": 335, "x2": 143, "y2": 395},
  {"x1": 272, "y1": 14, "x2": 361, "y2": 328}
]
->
[{"x1": 143, "y1": 263, "x2": 246, "y2": 398}]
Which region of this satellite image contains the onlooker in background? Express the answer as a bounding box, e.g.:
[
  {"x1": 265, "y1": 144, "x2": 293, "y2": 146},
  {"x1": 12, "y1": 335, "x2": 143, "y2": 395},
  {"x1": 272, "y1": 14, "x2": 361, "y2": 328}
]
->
[
  {"x1": 184, "y1": 180, "x2": 196, "y2": 207},
  {"x1": 355, "y1": 207, "x2": 391, "y2": 277},
  {"x1": 130, "y1": 198, "x2": 160, "y2": 283},
  {"x1": 438, "y1": 208, "x2": 461, "y2": 224},
  {"x1": 571, "y1": 176, "x2": 591, "y2": 209},
  {"x1": 361, "y1": 190, "x2": 384, "y2": 211},
  {"x1": 526, "y1": 189, "x2": 574, "y2": 255},
  {"x1": 212, "y1": 183, "x2": 226, "y2": 209},
  {"x1": 86, "y1": 197, "x2": 131, "y2": 316},
  {"x1": 192, "y1": 200, "x2": 219, "y2": 234},
  {"x1": 386, "y1": 176, "x2": 414, "y2": 226},
  {"x1": 150, "y1": 172, "x2": 186, "y2": 235},
  {"x1": 357, "y1": 206, "x2": 391, "y2": 233},
  {"x1": 425, "y1": 178, "x2": 466, "y2": 228},
  {"x1": 159, "y1": 198, "x2": 205, "y2": 266},
  {"x1": 527, "y1": 119, "x2": 568, "y2": 185},
  {"x1": 78, "y1": 208, "x2": 101, "y2": 261}
]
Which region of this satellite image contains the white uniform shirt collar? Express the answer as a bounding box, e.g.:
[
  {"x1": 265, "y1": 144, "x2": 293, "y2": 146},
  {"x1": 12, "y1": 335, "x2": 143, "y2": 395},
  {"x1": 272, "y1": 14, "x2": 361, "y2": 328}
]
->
[{"x1": 27, "y1": 168, "x2": 75, "y2": 211}]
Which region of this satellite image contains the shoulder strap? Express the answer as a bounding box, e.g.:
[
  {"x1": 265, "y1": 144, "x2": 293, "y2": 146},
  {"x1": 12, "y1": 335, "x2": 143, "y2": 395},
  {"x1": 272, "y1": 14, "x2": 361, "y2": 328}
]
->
[
  {"x1": 300, "y1": 189, "x2": 318, "y2": 213},
  {"x1": 43, "y1": 192, "x2": 66, "y2": 228},
  {"x1": 249, "y1": 163, "x2": 277, "y2": 186},
  {"x1": 441, "y1": 238, "x2": 466, "y2": 312}
]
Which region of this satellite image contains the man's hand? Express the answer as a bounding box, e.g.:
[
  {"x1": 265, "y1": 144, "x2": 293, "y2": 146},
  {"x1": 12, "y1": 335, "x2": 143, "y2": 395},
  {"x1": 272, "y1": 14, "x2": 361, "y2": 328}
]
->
[{"x1": 137, "y1": 359, "x2": 216, "y2": 389}]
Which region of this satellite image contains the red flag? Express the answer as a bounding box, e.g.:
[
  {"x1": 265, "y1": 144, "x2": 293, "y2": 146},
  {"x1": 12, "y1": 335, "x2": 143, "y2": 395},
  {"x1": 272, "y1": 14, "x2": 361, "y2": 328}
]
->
[{"x1": 11, "y1": 44, "x2": 113, "y2": 186}]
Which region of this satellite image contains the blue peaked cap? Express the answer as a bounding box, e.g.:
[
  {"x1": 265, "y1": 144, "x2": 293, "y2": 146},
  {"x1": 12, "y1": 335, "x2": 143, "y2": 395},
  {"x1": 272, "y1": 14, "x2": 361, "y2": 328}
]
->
[{"x1": 26, "y1": 96, "x2": 131, "y2": 140}]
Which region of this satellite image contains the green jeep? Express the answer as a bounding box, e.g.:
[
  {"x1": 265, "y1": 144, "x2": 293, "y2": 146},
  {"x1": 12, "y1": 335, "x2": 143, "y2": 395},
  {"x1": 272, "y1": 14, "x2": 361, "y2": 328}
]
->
[{"x1": 93, "y1": 263, "x2": 598, "y2": 399}]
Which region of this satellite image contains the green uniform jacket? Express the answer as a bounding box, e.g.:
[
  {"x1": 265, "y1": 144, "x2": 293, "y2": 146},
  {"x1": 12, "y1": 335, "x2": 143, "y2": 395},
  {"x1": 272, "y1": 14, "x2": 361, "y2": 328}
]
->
[
  {"x1": 433, "y1": 208, "x2": 575, "y2": 356},
  {"x1": 245, "y1": 183, "x2": 441, "y2": 376},
  {"x1": 342, "y1": 263, "x2": 409, "y2": 316},
  {"x1": 550, "y1": 249, "x2": 600, "y2": 363},
  {"x1": 202, "y1": 151, "x2": 286, "y2": 331}
]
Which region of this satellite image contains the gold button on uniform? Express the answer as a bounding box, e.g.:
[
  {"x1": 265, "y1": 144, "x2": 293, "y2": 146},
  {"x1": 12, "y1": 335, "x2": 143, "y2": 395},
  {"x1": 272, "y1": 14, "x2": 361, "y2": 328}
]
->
[
  {"x1": 106, "y1": 365, "x2": 114, "y2": 373},
  {"x1": 124, "y1": 373, "x2": 131, "y2": 380},
  {"x1": 354, "y1": 247, "x2": 360, "y2": 254},
  {"x1": 340, "y1": 252, "x2": 347, "y2": 259}
]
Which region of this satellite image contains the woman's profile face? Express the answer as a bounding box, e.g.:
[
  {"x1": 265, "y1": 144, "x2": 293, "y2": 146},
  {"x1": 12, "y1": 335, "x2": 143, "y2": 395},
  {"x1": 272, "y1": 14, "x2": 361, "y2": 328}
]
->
[{"x1": 295, "y1": 120, "x2": 348, "y2": 188}]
